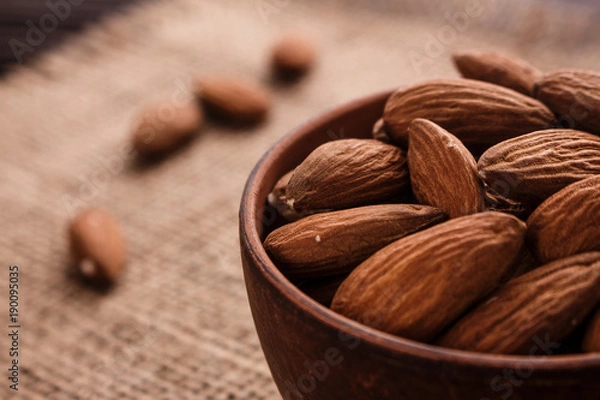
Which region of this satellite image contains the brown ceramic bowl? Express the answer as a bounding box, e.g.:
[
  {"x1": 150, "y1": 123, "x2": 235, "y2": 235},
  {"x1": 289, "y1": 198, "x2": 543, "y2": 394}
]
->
[{"x1": 239, "y1": 91, "x2": 600, "y2": 399}]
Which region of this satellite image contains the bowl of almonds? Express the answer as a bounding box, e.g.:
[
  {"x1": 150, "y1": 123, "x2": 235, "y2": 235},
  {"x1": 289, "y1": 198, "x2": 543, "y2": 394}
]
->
[{"x1": 239, "y1": 51, "x2": 600, "y2": 399}]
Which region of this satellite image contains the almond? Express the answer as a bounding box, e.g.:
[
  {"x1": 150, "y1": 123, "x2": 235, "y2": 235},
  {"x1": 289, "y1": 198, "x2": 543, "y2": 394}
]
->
[
  {"x1": 437, "y1": 252, "x2": 600, "y2": 354},
  {"x1": 69, "y1": 208, "x2": 126, "y2": 285},
  {"x1": 286, "y1": 139, "x2": 410, "y2": 212},
  {"x1": 407, "y1": 119, "x2": 485, "y2": 218},
  {"x1": 132, "y1": 100, "x2": 203, "y2": 157},
  {"x1": 271, "y1": 34, "x2": 315, "y2": 79},
  {"x1": 478, "y1": 129, "x2": 600, "y2": 210},
  {"x1": 264, "y1": 204, "x2": 446, "y2": 280},
  {"x1": 383, "y1": 78, "x2": 555, "y2": 155},
  {"x1": 452, "y1": 50, "x2": 542, "y2": 96},
  {"x1": 194, "y1": 75, "x2": 271, "y2": 124},
  {"x1": 582, "y1": 307, "x2": 600, "y2": 352},
  {"x1": 330, "y1": 212, "x2": 525, "y2": 342},
  {"x1": 535, "y1": 69, "x2": 600, "y2": 135},
  {"x1": 526, "y1": 175, "x2": 600, "y2": 264}
]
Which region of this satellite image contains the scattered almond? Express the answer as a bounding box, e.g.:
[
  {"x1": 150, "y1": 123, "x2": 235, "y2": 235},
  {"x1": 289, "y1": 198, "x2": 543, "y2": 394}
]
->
[
  {"x1": 69, "y1": 208, "x2": 126, "y2": 285},
  {"x1": 131, "y1": 100, "x2": 203, "y2": 157},
  {"x1": 271, "y1": 34, "x2": 315, "y2": 79},
  {"x1": 194, "y1": 75, "x2": 271, "y2": 124}
]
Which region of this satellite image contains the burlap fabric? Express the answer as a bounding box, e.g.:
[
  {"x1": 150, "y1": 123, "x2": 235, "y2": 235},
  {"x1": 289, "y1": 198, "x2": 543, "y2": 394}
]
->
[{"x1": 1, "y1": 0, "x2": 599, "y2": 398}]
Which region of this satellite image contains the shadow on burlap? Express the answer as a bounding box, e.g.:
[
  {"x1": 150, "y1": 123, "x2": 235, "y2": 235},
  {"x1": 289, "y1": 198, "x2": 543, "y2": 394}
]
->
[{"x1": 0, "y1": 0, "x2": 599, "y2": 398}]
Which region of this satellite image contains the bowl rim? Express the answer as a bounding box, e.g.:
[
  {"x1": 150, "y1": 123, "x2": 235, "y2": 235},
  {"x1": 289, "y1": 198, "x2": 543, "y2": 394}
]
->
[{"x1": 240, "y1": 90, "x2": 600, "y2": 371}]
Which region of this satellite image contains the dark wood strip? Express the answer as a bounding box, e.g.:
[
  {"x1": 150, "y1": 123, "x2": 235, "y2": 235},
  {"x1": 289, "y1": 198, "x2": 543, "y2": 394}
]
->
[{"x1": 0, "y1": 0, "x2": 144, "y2": 67}]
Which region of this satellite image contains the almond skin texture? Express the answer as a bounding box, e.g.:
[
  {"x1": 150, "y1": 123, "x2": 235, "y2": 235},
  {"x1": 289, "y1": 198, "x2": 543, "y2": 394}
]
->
[
  {"x1": 264, "y1": 204, "x2": 446, "y2": 280},
  {"x1": 195, "y1": 76, "x2": 271, "y2": 124},
  {"x1": 437, "y1": 252, "x2": 600, "y2": 354},
  {"x1": 286, "y1": 139, "x2": 410, "y2": 212},
  {"x1": 478, "y1": 129, "x2": 600, "y2": 210},
  {"x1": 535, "y1": 69, "x2": 600, "y2": 135},
  {"x1": 271, "y1": 34, "x2": 315, "y2": 79},
  {"x1": 132, "y1": 101, "x2": 203, "y2": 157},
  {"x1": 452, "y1": 50, "x2": 542, "y2": 96},
  {"x1": 408, "y1": 119, "x2": 485, "y2": 218},
  {"x1": 69, "y1": 208, "x2": 126, "y2": 285},
  {"x1": 583, "y1": 308, "x2": 600, "y2": 352},
  {"x1": 331, "y1": 212, "x2": 525, "y2": 342},
  {"x1": 526, "y1": 175, "x2": 600, "y2": 264},
  {"x1": 383, "y1": 78, "x2": 555, "y2": 155}
]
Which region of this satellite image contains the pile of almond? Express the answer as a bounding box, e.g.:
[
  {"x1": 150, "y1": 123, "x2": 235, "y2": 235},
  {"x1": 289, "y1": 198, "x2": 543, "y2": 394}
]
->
[{"x1": 263, "y1": 50, "x2": 600, "y2": 355}]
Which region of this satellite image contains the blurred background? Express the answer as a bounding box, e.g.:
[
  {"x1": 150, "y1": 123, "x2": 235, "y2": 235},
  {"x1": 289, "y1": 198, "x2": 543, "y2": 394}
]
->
[
  {"x1": 0, "y1": 0, "x2": 599, "y2": 71},
  {"x1": 1, "y1": 0, "x2": 600, "y2": 399}
]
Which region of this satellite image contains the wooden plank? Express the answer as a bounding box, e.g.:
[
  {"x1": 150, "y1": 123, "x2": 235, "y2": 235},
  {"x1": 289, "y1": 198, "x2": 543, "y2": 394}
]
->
[
  {"x1": 0, "y1": 1, "x2": 143, "y2": 26},
  {"x1": 0, "y1": 0, "x2": 143, "y2": 67}
]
